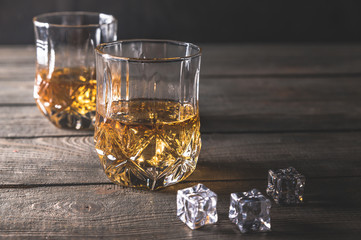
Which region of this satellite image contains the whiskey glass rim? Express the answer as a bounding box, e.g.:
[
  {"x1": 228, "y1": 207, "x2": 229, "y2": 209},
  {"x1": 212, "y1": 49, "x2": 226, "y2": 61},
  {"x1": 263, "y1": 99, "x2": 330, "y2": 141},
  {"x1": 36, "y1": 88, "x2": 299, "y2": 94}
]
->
[
  {"x1": 95, "y1": 39, "x2": 202, "y2": 63},
  {"x1": 33, "y1": 11, "x2": 117, "y2": 28}
]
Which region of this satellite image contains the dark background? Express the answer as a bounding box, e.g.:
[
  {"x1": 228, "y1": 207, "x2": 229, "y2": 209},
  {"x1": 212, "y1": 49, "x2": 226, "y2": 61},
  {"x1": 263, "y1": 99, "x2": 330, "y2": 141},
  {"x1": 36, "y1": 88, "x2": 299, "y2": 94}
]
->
[{"x1": 1, "y1": 0, "x2": 361, "y2": 44}]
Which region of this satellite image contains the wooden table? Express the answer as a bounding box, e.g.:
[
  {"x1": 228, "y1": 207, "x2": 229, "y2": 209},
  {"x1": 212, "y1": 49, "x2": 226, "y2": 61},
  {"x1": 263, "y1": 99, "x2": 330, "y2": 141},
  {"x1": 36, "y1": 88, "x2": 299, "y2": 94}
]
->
[{"x1": 1, "y1": 44, "x2": 361, "y2": 239}]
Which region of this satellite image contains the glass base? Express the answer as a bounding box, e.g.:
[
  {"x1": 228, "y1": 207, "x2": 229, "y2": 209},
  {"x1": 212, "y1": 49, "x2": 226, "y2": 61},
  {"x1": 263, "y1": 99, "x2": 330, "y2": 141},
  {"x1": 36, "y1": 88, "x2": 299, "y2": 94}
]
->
[
  {"x1": 36, "y1": 100, "x2": 95, "y2": 130},
  {"x1": 100, "y1": 156, "x2": 199, "y2": 190}
]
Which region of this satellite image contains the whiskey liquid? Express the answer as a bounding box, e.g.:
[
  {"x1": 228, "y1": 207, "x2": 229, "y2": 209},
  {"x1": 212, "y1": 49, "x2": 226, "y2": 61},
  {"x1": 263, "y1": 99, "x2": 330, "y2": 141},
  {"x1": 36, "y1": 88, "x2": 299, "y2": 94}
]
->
[
  {"x1": 95, "y1": 99, "x2": 201, "y2": 190},
  {"x1": 34, "y1": 67, "x2": 96, "y2": 129}
]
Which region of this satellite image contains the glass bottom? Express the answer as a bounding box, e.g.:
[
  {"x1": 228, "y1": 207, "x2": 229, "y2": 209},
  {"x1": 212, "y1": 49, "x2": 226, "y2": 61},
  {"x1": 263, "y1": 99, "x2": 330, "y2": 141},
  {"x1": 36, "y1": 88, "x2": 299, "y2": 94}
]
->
[
  {"x1": 33, "y1": 66, "x2": 96, "y2": 130},
  {"x1": 36, "y1": 100, "x2": 95, "y2": 130},
  {"x1": 94, "y1": 99, "x2": 201, "y2": 190},
  {"x1": 100, "y1": 155, "x2": 199, "y2": 190}
]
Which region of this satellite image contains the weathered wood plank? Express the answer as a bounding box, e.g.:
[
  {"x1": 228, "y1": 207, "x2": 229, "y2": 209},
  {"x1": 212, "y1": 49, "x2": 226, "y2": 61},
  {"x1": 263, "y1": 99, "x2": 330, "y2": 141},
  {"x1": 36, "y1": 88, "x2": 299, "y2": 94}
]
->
[
  {"x1": 0, "y1": 65, "x2": 34, "y2": 81},
  {"x1": 2, "y1": 104, "x2": 361, "y2": 136},
  {"x1": 201, "y1": 44, "x2": 361, "y2": 76},
  {"x1": 2, "y1": 45, "x2": 361, "y2": 80},
  {"x1": 0, "y1": 80, "x2": 34, "y2": 104},
  {"x1": 1, "y1": 45, "x2": 361, "y2": 239},
  {"x1": 1, "y1": 132, "x2": 361, "y2": 185},
  {"x1": 0, "y1": 106, "x2": 92, "y2": 138},
  {"x1": 0, "y1": 45, "x2": 34, "y2": 63},
  {"x1": 200, "y1": 76, "x2": 361, "y2": 133},
  {"x1": 3, "y1": 75, "x2": 361, "y2": 106},
  {"x1": 0, "y1": 46, "x2": 35, "y2": 81},
  {"x1": 0, "y1": 178, "x2": 360, "y2": 239},
  {"x1": 2, "y1": 76, "x2": 361, "y2": 136}
]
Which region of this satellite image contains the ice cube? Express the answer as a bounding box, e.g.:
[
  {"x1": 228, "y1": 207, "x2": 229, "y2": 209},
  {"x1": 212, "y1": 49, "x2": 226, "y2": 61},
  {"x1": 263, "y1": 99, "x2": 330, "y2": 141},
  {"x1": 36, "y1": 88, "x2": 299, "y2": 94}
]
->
[
  {"x1": 229, "y1": 188, "x2": 271, "y2": 233},
  {"x1": 267, "y1": 167, "x2": 305, "y2": 204},
  {"x1": 177, "y1": 184, "x2": 218, "y2": 229}
]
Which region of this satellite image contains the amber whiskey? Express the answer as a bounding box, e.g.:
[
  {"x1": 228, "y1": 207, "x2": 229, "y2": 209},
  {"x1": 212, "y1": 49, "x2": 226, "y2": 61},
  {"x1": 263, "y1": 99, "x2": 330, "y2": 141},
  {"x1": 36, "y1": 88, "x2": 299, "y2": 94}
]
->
[
  {"x1": 95, "y1": 99, "x2": 201, "y2": 190},
  {"x1": 34, "y1": 67, "x2": 96, "y2": 129}
]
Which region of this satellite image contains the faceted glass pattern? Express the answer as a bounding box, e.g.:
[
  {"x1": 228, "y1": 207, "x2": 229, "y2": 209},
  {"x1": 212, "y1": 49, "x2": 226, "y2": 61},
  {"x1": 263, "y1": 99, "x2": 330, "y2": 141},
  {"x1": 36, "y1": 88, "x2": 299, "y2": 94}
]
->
[
  {"x1": 229, "y1": 189, "x2": 271, "y2": 233},
  {"x1": 33, "y1": 12, "x2": 117, "y2": 129},
  {"x1": 177, "y1": 184, "x2": 218, "y2": 229},
  {"x1": 267, "y1": 167, "x2": 305, "y2": 204},
  {"x1": 95, "y1": 40, "x2": 202, "y2": 189}
]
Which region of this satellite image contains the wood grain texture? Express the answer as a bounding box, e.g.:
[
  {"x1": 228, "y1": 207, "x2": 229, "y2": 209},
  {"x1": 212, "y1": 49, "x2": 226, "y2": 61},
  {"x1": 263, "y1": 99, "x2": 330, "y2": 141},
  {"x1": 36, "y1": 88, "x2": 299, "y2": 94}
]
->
[
  {"x1": 0, "y1": 80, "x2": 34, "y2": 105},
  {"x1": 0, "y1": 46, "x2": 34, "y2": 81},
  {"x1": 0, "y1": 46, "x2": 34, "y2": 63},
  {"x1": 200, "y1": 76, "x2": 361, "y2": 133},
  {"x1": 1, "y1": 45, "x2": 361, "y2": 239},
  {"x1": 0, "y1": 65, "x2": 34, "y2": 81},
  {"x1": 2, "y1": 75, "x2": 361, "y2": 137},
  {"x1": 0, "y1": 178, "x2": 360, "y2": 239},
  {"x1": 2, "y1": 45, "x2": 361, "y2": 80},
  {"x1": 201, "y1": 44, "x2": 361, "y2": 76},
  {"x1": 1, "y1": 132, "x2": 361, "y2": 185},
  {"x1": 0, "y1": 106, "x2": 92, "y2": 138}
]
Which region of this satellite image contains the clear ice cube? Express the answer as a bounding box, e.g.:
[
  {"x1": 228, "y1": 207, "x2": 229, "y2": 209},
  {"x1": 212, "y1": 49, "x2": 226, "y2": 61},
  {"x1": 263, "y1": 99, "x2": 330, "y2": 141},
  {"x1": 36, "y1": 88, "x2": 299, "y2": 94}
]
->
[
  {"x1": 267, "y1": 167, "x2": 305, "y2": 204},
  {"x1": 229, "y1": 188, "x2": 271, "y2": 233},
  {"x1": 177, "y1": 183, "x2": 218, "y2": 229}
]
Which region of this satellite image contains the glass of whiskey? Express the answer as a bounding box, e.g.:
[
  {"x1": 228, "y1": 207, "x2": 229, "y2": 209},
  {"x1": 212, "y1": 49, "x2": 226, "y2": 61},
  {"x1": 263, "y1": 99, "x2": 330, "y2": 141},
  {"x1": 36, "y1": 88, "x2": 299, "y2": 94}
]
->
[
  {"x1": 33, "y1": 12, "x2": 117, "y2": 129},
  {"x1": 95, "y1": 40, "x2": 202, "y2": 190}
]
